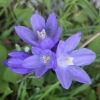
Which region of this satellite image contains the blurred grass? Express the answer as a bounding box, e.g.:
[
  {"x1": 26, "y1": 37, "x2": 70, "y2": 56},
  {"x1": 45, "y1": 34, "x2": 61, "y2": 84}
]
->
[{"x1": 0, "y1": 0, "x2": 100, "y2": 100}]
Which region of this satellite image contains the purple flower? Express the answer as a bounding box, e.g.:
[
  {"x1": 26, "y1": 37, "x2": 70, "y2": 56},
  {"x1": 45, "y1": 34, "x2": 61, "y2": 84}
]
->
[
  {"x1": 3, "y1": 48, "x2": 55, "y2": 77},
  {"x1": 3, "y1": 51, "x2": 33, "y2": 74},
  {"x1": 15, "y1": 12, "x2": 62, "y2": 49},
  {"x1": 22, "y1": 47, "x2": 56, "y2": 77},
  {"x1": 54, "y1": 32, "x2": 96, "y2": 89}
]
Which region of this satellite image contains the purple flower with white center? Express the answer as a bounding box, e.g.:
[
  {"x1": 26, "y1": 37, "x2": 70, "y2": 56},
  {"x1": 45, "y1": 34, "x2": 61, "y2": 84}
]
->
[
  {"x1": 15, "y1": 12, "x2": 62, "y2": 49},
  {"x1": 22, "y1": 47, "x2": 55, "y2": 77},
  {"x1": 3, "y1": 51, "x2": 33, "y2": 74},
  {"x1": 55, "y1": 32, "x2": 96, "y2": 89}
]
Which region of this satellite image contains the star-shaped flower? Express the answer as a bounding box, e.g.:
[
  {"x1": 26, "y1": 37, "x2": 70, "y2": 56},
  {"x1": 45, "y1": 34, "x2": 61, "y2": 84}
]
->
[
  {"x1": 22, "y1": 47, "x2": 56, "y2": 77},
  {"x1": 54, "y1": 32, "x2": 96, "y2": 89},
  {"x1": 15, "y1": 12, "x2": 62, "y2": 49}
]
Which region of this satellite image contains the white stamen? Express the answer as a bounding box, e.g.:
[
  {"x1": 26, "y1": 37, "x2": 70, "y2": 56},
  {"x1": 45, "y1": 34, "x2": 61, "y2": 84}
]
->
[
  {"x1": 37, "y1": 29, "x2": 47, "y2": 40},
  {"x1": 42, "y1": 55, "x2": 50, "y2": 63}
]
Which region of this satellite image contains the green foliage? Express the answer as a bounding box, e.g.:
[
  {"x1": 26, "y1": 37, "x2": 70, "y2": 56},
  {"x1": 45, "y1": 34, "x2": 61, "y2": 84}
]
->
[
  {"x1": 3, "y1": 68, "x2": 22, "y2": 84},
  {"x1": 78, "y1": 0, "x2": 98, "y2": 21},
  {"x1": 14, "y1": 8, "x2": 33, "y2": 27},
  {"x1": 0, "y1": 45, "x2": 7, "y2": 78},
  {"x1": 0, "y1": 80, "x2": 8, "y2": 93},
  {"x1": 0, "y1": 0, "x2": 100, "y2": 100},
  {"x1": 0, "y1": 0, "x2": 12, "y2": 7},
  {"x1": 30, "y1": 76, "x2": 44, "y2": 86},
  {"x1": 1, "y1": 87, "x2": 13, "y2": 100},
  {"x1": 88, "y1": 36, "x2": 100, "y2": 54},
  {"x1": 73, "y1": 10, "x2": 88, "y2": 23}
]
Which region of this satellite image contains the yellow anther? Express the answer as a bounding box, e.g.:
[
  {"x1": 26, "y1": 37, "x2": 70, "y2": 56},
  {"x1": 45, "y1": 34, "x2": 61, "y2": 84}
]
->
[
  {"x1": 67, "y1": 59, "x2": 72, "y2": 64},
  {"x1": 43, "y1": 56, "x2": 50, "y2": 63},
  {"x1": 40, "y1": 32, "x2": 44, "y2": 36}
]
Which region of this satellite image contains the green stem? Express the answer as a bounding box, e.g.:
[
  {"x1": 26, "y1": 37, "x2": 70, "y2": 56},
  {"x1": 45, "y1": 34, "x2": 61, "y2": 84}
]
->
[
  {"x1": 38, "y1": 81, "x2": 60, "y2": 100},
  {"x1": 66, "y1": 0, "x2": 77, "y2": 14},
  {"x1": 63, "y1": 0, "x2": 77, "y2": 19}
]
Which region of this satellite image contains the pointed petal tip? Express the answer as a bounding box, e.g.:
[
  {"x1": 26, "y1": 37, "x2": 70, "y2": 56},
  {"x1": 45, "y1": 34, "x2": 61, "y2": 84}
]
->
[
  {"x1": 8, "y1": 52, "x2": 18, "y2": 56},
  {"x1": 14, "y1": 25, "x2": 30, "y2": 31},
  {"x1": 88, "y1": 80, "x2": 91, "y2": 84},
  {"x1": 35, "y1": 75, "x2": 40, "y2": 78},
  {"x1": 85, "y1": 77, "x2": 91, "y2": 84},
  {"x1": 30, "y1": 13, "x2": 45, "y2": 34},
  {"x1": 64, "y1": 32, "x2": 82, "y2": 53},
  {"x1": 14, "y1": 25, "x2": 18, "y2": 28},
  {"x1": 14, "y1": 26, "x2": 17, "y2": 29},
  {"x1": 55, "y1": 67, "x2": 72, "y2": 89},
  {"x1": 34, "y1": 67, "x2": 48, "y2": 78},
  {"x1": 51, "y1": 12, "x2": 55, "y2": 14},
  {"x1": 50, "y1": 12, "x2": 56, "y2": 15},
  {"x1": 62, "y1": 84, "x2": 71, "y2": 89},
  {"x1": 81, "y1": 74, "x2": 91, "y2": 84},
  {"x1": 2, "y1": 60, "x2": 7, "y2": 66},
  {"x1": 91, "y1": 51, "x2": 96, "y2": 61},
  {"x1": 14, "y1": 25, "x2": 21, "y2": 30},
  {"x1": 75, "y1": 32, "x2": 82, "y2": 37},
  {"x1": 14, "y1": 26, "x2": 18, "y2": 31},
  {"x1": 46, "y1": 12, "x2": 58, "y2": 37},
  {"x1": 30, "y1": 14, "x2": 40, "y2": 21},
  {"x1": 8, "y1": 52, "x2": 17, "y2": 57},
  {"x1": 48, "y1": 12, "x2": 56, "y2": 19},
  {"x1": 84, "y1": 79, "x2": 91, "y2": 84}
]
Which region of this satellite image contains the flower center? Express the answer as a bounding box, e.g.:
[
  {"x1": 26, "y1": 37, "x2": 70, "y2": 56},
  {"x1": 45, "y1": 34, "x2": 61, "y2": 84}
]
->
[
  {"x1": 37, "y1": 29, "x2": 47, "y2": 40},
  {"x1": 66, "y1": 57, "x2": 74, "y2": 65},
  {"x1": 57, "y1": 56, "x2": 74, "y2": 67},
  {"x1": 42, "y1": 55, "x2": 50, "y2": 63}
]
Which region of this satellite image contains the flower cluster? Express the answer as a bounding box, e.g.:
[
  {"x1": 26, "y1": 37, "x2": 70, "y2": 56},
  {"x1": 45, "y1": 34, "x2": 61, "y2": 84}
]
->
[{"x1": 3, "y1": 12, "x2": 96, "y2": 89}]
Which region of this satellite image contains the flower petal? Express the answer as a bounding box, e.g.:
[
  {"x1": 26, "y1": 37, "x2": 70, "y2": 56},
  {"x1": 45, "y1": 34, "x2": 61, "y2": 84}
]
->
[
  {"x1": 15, "y1": 26, "x2": 36, "y2": 45},
  {"x1": 4, "y1": 58, "x2": 22, "y2": 68},
  {"x1": 31, "y1": 47, "x2": 42, "y2": 55},
  {"x1": 26, "y1": 37, "x2": 39, "y2": 47},
  {"x1": 56, "y1": 40, "x2": 65, "y2": 58},
  {"x1": 45, "y1": 12, "x2": 58, "y2": 37},
  {"x1": 69, "y1": 48, "x2": 96, "y2": 66},
  {"x1": 22, "y1": 55, "x2": 42, "y2": 69},
  {"x1": 8, "y1": 51, "x2": 30, "y2": 59},
  {"x1": 52, "y1": 27, "x2": 62, "y2": 44},
  {"x1": 30, "y1": 14, "x2": 45, "y2": 35},
  {"x1": 3, "y1": 60, "x2": 8, "y2": 67},
  {"x1": 55, "y1": 66, "x2": 72, "y2": 89},
  {"x1": 64, "y1": 32, "x2": 81, "y2": 53},
  {"x1": 12, "y1": 68, "x2": 33, "y2": 74},
  {"x1": 52, "y1": 60, "x2": 57, "y2": 71},
  {"x1": 68, "y1": 66, "x2": 91, "y2": 84},
  {"x1": 40, "y1": 38, "x2": 54, "y2": 49},
  {"x1": 35, "y1": 67, "x2": 48, "y2": 78}
]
